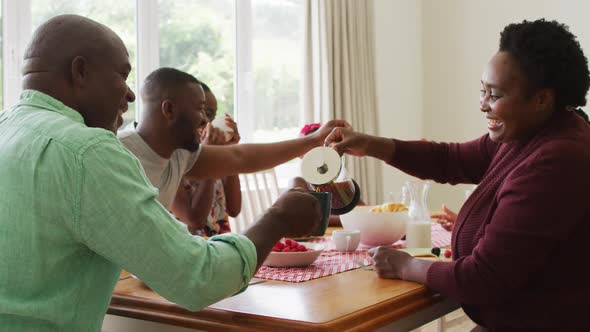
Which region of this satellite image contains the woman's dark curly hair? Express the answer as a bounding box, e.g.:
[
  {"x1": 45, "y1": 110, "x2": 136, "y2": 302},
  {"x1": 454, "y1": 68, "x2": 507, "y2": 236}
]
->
[{"x1": 499, "y1": 19, "x2": 590, "y2": 110}]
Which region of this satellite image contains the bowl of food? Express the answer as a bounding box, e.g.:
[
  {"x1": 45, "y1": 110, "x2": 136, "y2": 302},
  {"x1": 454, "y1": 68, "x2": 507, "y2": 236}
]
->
[
  {"x1": 263, "y1": 239, "x2": 324, "y2": 268},
  {"x1": 340, "y1": 204, "x2": 409, "y2": 247}
]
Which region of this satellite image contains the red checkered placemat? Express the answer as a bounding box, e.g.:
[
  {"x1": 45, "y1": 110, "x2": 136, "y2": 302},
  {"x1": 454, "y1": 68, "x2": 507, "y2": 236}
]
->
[
  {"x1": 432, "y1": 223, "x2": 452, "y2": 247},
  {"x1": 254, "y1": 223, "x2": 451, "y2": 283},
  {"x1": 254, "y1": 250, "x2": 372, "y2": 283}
]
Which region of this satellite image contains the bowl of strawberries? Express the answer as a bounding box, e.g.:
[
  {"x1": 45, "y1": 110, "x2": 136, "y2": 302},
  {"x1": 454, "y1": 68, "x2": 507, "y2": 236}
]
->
[{"x1": 263, "y1": 238, "x2": 325, "y2": 267}]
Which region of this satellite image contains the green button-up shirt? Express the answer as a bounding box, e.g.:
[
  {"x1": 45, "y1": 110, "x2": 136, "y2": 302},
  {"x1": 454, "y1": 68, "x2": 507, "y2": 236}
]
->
[{"x1": 0, "y1": 90, "x2": 257, "y2": 331}]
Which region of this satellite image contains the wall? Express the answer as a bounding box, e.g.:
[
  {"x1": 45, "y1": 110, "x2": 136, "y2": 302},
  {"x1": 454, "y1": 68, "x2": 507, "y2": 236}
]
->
[
  {"x1": 422, "y1": 0, "x2": 590, "y2": 210},
  {"x1": 373, "y1": 0, "x2": 423, "y2": 202},
  {"x1": 374, "y1": 0, "x2": 590, "y2": 211}
]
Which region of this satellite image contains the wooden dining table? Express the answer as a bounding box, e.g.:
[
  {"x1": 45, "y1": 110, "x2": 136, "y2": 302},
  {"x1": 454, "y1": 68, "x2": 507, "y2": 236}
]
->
[{"x1": 108, "y1": 229, "x2": 458, "y2": 331}]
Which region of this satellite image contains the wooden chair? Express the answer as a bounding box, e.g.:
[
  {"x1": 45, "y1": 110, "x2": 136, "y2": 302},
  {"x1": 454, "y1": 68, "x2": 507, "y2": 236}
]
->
[
  {"x1": 230, "y1": 168, "x2": 281, "y2": 233},
  {"x1": 411, "y1": 309, "x2": 474, "y2": 332},
  {"x1": 438, "y1": 309, "x2": 473, "y2": 331}
]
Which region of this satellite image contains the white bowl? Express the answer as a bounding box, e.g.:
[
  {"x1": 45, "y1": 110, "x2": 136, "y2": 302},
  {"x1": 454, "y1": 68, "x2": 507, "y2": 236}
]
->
[
  {"x1": 263, "y1": 243, "x2": 324, "y2": 267},
  {"x1": 340, "y1": 206, "x2": 408, "y2": 247}
]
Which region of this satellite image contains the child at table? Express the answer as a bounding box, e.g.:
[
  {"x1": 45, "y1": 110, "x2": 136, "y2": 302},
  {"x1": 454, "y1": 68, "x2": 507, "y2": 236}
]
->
[{"x1": 170, "y1": 83, "x2": 241, "y2": 236}]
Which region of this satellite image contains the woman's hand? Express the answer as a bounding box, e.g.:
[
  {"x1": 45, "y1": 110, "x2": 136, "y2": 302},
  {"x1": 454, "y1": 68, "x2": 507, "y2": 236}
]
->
[
  {"x1": 324, "y1": 128, "x2": 386, "y2": 157},
  {"x1": 368, "y1": 246, "x2": 413, "y2": 279},
  {"x1": 369, "y1": 246, "x2": 433, "y2": 284},
  {"x1": 325, "y1": 128, "x2": 396, "y2": 163},
  {"x1": 430, "y1": 204, "x2": 457, "y2": 231},
  {"x1": 308, "y1": 120, "x2": 353, "y2": 146}
]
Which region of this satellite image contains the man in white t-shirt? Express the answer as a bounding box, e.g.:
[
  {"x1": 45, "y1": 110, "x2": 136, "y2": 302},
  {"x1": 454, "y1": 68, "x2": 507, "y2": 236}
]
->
[{"x1": 119, "y1": 67, "x2": 350, "y2": 211}]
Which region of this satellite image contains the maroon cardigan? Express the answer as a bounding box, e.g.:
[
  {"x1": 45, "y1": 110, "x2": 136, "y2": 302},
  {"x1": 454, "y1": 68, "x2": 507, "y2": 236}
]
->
[{"x1": 389, "y1": 110, "x2": 590, "y2": 330}]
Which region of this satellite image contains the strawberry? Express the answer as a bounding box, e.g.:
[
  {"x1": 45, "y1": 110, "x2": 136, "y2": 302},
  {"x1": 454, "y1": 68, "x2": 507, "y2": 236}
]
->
[{"x1": 444, "y1": 249, "x2": 452, "y2": 258}]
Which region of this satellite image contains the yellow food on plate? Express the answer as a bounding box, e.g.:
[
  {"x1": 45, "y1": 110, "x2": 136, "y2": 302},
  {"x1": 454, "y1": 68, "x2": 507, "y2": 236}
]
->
[
  {"x1": 370, "y1": 202, "x2": 408, "y2": 213},
  {"x1": 398, "y1": 248, "x2": 439, "y2": 261}
]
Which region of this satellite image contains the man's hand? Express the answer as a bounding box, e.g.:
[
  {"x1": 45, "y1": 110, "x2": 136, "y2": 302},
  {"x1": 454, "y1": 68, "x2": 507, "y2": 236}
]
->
[
  {"x1": 308, "y1": 120, "x2": 352, "y2": 146},
  {"x1": 186, "y1": 120, "x2": 354, "y2": 181},
  {"x1": 268, "y1": 188, "x2": 322, "y2": 238},
  {"x1": 243, "y1": 188, "x2": 322, "y2": 270}
]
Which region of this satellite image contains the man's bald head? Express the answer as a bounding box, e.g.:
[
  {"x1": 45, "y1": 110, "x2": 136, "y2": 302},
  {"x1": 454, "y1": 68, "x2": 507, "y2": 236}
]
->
[
  {"x1": 21, "y1": 14, "x2": 135, "y2": 134},
  {"x1": 23, "y1": 14, "x2": 126, "y2": 76}
]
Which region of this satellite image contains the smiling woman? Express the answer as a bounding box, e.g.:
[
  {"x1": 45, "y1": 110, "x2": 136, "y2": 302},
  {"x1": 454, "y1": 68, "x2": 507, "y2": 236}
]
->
[
  {"x1": 479, "y1": 20, "x2": 590, "y2": 143},
  {"x1": 479, "y1": 51, "x2": 554, "y2": 143},
  {"x1": 321, "y1": 19, "x2": 590, "y2": 330}
]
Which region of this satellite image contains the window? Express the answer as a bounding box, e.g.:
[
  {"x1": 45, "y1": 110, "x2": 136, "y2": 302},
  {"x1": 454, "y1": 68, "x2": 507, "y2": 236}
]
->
[
  {"x1": 152, "y1": 0, "x2": 304, "y2": 185},
  {"x1": 0, "y1": 1, "x2": 3, "y2": 109},
  {"x1": 248, "y1": 0, "x2": 304, "y2": 186},
  {"x1": 249, "y1": 0, "x2": 303, "y2": 143},
  {"x1": 154, "y1": 0, "x2": 304, "y2": 145},
  {"x1": 3, "y1": 1, "x2": 305, "y2": 185},
  {"x1": 157, "y1": 0, "x2": 235, "y2": 118}
]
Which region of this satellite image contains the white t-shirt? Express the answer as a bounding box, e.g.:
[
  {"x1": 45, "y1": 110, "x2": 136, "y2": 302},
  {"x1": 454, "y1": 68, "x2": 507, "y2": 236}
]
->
[{"x1": 118, "y1": 123, "x2": 202, "y2": 209}]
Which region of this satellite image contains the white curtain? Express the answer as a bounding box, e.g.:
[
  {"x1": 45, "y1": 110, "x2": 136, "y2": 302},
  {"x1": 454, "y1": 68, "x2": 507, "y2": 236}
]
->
[{"x1": 302, "y1": 0, "x2": 382, "y2": 205}]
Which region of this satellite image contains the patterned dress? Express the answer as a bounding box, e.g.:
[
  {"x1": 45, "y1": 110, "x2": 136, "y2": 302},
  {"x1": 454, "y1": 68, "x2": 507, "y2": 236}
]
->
[{"x1": 195, "y1": 179, "x2": 232, "y2": 237}]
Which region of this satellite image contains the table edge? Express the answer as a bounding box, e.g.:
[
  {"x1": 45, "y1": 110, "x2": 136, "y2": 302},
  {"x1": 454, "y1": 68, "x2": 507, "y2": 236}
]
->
[{"x1": 109, "y1": 286, "x2": 443, "y2": 332}]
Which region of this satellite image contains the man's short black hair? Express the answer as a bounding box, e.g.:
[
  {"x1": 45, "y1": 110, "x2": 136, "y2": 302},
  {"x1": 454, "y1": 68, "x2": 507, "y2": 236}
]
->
[{"x1": 141, "y1": 67, "x2": 201, "y2": 101}]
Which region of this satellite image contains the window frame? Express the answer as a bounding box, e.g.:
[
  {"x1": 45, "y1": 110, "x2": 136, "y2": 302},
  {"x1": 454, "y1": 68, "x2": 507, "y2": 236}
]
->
[
  {"x1": 3, "y1": 0, "x2": 255, "y2": 131},
  {"x1": 3, "y1": 0, "x2": 305, "y2": 189},
  {"x1": 2, "y1": 0, "x2": 300, "y2": 150},
  {"x1": 235, "y1": 0, "x2": 254, "y2": 143},
  {"x1": 3, "y1": 0, "x2": 31, "y2": 110},
  {"x1": 135, "y1": 0, "x2": 159, "y2": 117}
]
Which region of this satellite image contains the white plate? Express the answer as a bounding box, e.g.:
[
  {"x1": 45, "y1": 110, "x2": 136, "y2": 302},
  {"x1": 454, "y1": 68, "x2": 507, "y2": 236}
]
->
[{"x1": 263, "y1": 243, "x2": 325, "y2": 268}]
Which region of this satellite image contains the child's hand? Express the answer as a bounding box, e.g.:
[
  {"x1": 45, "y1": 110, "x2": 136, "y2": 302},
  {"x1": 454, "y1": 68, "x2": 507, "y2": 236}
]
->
[
  {"x1": 224, "y1": 115, "x2": 241, "y2": 145},
  {"x1": 201, "y1": 123, "x2": 226, "y2": 146},
  {"x1": 430, "y1": 204, "x2": 457, "y2": 231}
]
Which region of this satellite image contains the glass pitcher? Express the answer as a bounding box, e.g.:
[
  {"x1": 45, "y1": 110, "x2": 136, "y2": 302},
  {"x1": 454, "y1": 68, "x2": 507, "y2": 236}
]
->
[
  {"x1": 301, "y1": 146, "x2": 361, "y2": 215},
  {"x1": 405, "y1": 179, "x2": 432, "y2": 248}
]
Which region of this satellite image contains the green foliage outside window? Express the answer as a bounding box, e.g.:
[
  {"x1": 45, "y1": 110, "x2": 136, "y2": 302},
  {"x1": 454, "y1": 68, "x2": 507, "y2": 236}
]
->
[{"x1": 26, "y1": 0, "x2": 302, "y2": 136}]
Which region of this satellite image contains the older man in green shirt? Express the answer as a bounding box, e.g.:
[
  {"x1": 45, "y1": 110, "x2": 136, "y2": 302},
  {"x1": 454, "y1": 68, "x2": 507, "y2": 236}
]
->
[{"x1": 0, "y1": 15, "x2": 322, "y2": 331}]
